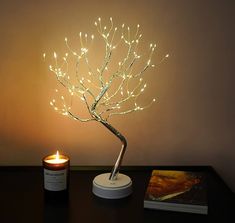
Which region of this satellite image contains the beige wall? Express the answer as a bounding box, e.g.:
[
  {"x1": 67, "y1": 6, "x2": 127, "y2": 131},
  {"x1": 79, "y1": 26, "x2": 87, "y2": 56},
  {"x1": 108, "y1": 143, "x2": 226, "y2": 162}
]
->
[{"x1": 0, "y1": 0, "x2": 234, "y2": 191}]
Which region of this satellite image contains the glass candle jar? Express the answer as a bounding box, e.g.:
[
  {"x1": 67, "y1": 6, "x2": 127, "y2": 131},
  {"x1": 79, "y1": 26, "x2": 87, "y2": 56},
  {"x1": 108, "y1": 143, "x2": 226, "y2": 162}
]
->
[{"x1": 42, "y1": 151, "x2": 70, "y2": 201}]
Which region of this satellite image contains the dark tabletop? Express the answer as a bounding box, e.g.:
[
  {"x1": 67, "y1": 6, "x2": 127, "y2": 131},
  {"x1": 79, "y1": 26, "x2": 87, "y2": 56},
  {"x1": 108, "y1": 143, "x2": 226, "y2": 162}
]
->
[{"x1": 0, "y1": 166, "x2": 234, "y2": 223}]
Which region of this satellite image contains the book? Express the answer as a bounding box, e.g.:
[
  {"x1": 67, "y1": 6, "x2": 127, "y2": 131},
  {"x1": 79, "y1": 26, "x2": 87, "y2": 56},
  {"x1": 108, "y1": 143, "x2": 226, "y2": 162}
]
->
[{"x1": 144, "y1": 170, "x2": 208, "y2": 214}]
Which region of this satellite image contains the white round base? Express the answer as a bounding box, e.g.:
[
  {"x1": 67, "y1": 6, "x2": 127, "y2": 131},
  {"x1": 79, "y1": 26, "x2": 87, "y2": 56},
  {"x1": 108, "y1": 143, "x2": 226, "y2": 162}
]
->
[{"x1": 92, "y1": 173, "x2": 132, "y2": 199}]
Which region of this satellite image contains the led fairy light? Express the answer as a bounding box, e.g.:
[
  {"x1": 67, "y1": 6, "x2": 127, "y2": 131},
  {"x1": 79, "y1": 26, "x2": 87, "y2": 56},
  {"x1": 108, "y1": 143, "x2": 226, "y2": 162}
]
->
[{"x1": 44, "y1": 18, "x2": 168, "y2": 199}]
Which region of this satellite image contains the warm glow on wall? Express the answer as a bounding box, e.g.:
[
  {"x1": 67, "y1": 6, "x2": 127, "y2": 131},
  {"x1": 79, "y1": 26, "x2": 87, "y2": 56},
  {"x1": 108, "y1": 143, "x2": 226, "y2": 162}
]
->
[{"x1": 0, "y1": 0, "x2": 234, "y2": 192}]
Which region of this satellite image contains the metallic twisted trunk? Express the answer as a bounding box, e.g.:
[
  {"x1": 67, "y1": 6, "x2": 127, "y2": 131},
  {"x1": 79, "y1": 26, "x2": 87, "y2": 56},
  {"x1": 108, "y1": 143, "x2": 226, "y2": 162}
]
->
[
  {"x1": 100, "y1": 120, "x2": 127, "y2": 181},
  {"x1": 90, "y1": 86, "x2": 127, "y2": 181}
]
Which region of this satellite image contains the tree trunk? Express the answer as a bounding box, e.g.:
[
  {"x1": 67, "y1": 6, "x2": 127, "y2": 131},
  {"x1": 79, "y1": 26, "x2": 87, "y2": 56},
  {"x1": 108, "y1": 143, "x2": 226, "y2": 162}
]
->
[{"x1": 100, "y1": 120, "x2": 127, "y2": 181}]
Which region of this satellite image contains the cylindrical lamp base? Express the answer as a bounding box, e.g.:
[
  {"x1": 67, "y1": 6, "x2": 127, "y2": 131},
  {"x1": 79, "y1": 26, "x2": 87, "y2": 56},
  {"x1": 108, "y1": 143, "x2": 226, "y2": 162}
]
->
[{"x1": 92, "y1": 173, "x2": 132, "y2": 199}]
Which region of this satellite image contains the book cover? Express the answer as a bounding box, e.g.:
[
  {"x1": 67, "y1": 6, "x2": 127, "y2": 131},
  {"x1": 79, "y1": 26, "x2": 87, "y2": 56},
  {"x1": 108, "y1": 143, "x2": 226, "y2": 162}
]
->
[{"x1": 144, "y1": 170, "x2": 208, "y2": 214}]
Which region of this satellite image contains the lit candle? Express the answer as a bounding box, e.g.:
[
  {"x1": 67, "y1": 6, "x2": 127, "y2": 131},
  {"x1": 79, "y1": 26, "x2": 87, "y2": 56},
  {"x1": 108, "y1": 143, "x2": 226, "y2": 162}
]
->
[
  {"x1": 43, "y1": 151, "x2": 70, "y2": 201},
  {"x1": 45, "y1": 151, "x2": 68, "y2": 164}
]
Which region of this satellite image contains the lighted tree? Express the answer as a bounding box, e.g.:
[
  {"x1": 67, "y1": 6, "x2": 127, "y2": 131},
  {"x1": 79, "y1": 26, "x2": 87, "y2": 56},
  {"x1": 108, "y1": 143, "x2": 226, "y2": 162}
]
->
[{"x1": 44, "y1": 17, "x2": 168, "y2": 180}]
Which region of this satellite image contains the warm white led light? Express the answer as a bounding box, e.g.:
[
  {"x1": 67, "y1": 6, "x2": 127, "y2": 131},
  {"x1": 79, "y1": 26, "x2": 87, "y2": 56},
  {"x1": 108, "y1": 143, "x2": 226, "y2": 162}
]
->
[
  {"x1": 44, "y1": 18, "x2": 168, "y2": 184},
  {"x1": 45, "y1": 18, "x2": 167, "y2": 124}
]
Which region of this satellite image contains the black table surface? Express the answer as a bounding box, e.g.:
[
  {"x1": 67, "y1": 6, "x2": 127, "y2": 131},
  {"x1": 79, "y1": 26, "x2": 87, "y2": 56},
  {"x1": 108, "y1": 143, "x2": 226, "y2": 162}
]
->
[{"x1": 0, "y1": 166, "x2": 234, "y2": 223}]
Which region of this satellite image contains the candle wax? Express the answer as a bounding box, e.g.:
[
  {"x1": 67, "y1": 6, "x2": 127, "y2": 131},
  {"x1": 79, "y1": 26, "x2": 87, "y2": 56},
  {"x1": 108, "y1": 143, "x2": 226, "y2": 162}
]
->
[{"x1": 45, "y1": 158, "x2": 68, "y2": 164}]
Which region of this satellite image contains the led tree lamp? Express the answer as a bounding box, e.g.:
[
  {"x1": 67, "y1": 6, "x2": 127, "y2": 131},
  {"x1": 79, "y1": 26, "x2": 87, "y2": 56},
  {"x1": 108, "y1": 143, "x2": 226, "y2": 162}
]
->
[{"x1": 44, "y1": 17, "x2": 168, "y2": 199}]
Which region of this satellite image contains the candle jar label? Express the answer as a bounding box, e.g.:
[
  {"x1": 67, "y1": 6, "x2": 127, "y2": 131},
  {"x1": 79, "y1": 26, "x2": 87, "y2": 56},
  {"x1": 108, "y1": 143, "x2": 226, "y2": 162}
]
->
[{"x1": 44, "y1": 169, "x2": 67, "y2": 191}]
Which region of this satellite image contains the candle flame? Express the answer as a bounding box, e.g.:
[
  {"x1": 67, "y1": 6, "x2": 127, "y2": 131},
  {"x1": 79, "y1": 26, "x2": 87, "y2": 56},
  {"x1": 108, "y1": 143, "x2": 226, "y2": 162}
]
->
[{"x1": 55, "y1": 150, "x2": 60, "y2": 160}]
